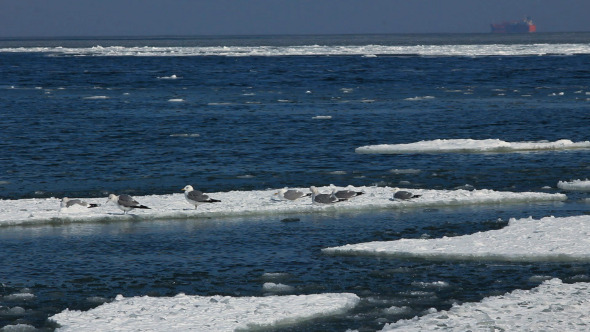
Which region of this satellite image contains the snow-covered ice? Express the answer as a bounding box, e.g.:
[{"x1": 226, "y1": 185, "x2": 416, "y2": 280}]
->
[
  {"x1": 355, "y1": 139, "x2": 590, "y2": 154},
  {"x1": 0, "y1": 186, "x2": 565, "y2": 226},
  {"x1": 381, "y1": 278, "x2": 590, "y2": 331},
  {"x1": 50, "y1": 292, "x2": 360, "y2": 332},
  {"x1": 324, "y1": 215, "x2": 590, "y2": 262},
  {"x1": 557, "y1": 179, "x2": 590, "y2": 191}
]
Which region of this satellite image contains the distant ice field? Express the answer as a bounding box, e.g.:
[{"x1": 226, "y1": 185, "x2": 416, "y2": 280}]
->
[{"x1": 2, "y1": 43, "x2": 590, "y2": 57}]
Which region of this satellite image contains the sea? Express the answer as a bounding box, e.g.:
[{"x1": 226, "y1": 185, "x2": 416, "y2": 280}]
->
[{"x1": 0, "y1": 32, "x2": 589, "y2": 331}]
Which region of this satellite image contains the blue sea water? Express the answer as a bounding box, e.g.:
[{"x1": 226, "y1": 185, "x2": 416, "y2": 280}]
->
[{"x1": 1, "y1": 33, "x2": 590, "y2": 331}]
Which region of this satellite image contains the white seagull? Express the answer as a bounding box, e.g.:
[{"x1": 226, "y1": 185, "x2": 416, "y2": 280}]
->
[
  {"x1": 274, "y1": 188, "x2": 311, "y2": 201},
  {"x1": 106, "y1": 194, "x2": 150, "y2": 214},
  {"x1": 310, "y1": 186, "x2": 345, "y2": 205},
  {"x1": 329, "y1": 185, "x2": 364, "y2": 200},
  {"x1": 181, "y1": 185, "x2": 221, "y2": 209},
  {"x1": 60, "y1": 197, "x2": 100, "y2": 209},
  {"x1": 391, "y1": 188, "x2": 421, "y2": 200}
]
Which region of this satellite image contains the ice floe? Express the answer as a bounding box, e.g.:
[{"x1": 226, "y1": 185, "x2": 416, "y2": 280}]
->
[
  {"x1": 381, "y1": 278, "x2": 590, "y2": 331},
  {"x1": 355, "y1": 139, "x2": 590, "y2": 154},
  {"x1": 323, "y1": 215, "x2": 590, "y2": 262},
  {"x1": 557, "y1": 179, "x2": 590, "y2": 191},
  {"x1": 0, "y1": 186, "x2": 565, "y2": 226},
  {"x1": 50, "y1": 292, "x2": 360, "y2": 332}
]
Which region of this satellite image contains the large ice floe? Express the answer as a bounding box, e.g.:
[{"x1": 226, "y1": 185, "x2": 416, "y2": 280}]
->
[
  {"x1": 50, "y1": 293, "x2": 360, "y2": 332},
  {"x1": 0, "y1": 186, "x2": 566, "y2": 226},
  {"x1": 381, "y1": 278, "x2": 590, "y2": 331},
  {"x1": 557, "y1": 179, "x2": 590, "y2": 191},
  {"x1": 355, "y1": 139, "x2": 590, "y2": 154},
  {"x1": 323, "y1": 215, "x2": 590, "y2": 262}
]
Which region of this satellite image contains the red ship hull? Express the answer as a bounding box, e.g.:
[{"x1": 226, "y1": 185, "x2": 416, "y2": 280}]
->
[{"x1": 491, "y1": 17, "x2": 536, "y2": 33}]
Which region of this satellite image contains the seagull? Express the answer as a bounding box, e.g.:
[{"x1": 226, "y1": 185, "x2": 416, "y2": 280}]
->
[
  {"x1": 60, "y1": 197, "x2": 100, "y2": 208},
  {"x1": 329, "y1": 185, "x2": 364, "y2": 200},
  {"x1": 181, "y1": 185, "x2": 221, "y2": 209},
  {"x1": 274, "y1": 188, "x2": 311, "y2": 201},
  {"x1": 391, "y1": 188, "x2": 421, "y2": 200},
  {"x1": 310, "y1": 186, "x2": 345, "y2": 205},
  {"x1": 106, "y1": 194, "x2": 150, "y2": 214}
]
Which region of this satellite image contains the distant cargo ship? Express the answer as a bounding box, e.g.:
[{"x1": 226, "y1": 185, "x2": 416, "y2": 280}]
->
[{"x1": 491, "y1": 17, "x2": 536, "y2": 33}]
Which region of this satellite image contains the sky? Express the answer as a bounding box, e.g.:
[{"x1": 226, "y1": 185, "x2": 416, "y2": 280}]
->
[{"x1": 0, "y1": 0, "x2": 589, "y2": 38}]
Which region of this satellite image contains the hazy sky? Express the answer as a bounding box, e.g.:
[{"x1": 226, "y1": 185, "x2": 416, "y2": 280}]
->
[{"x1": 1, "y1": 0, "x2": 589, "y2": 37}]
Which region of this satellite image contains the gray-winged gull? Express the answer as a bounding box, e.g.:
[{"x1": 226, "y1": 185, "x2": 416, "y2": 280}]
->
[
  {"x1": 106, "y1": 194, "x2": 150, "y2": 214},
  {"x1": 329, "y1": 185, "x2": 364, "y2": 200},
  {"x1": 60, "y1": 197, "x2": 100, "y2": 208},
  {"x1": 182, "y1": 185, "x2": 221, "y2": 209},
  {"x1": 391, "y1": 188, "x2": 421, "y2": 200},
  {"x1": 274, "y1": 188, "x2": 311, "y2": 201},
  {"x1": 310, "y1": 186, "x2": 345, "y2": 205}
]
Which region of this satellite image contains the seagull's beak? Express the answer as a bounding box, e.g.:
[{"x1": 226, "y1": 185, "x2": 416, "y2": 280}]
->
[{"x1": 181, "y1": 188, "x2": 185, "y2": 191}]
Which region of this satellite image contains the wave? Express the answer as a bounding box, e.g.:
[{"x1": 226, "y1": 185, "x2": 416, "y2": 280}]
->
[
  {"x1": 2, "y1": 43, "x2": 590, "y2": 57},
  {"x1": 323, "y1": 215, "x2": 590, "y2": 262},
  {"x1": 355, "y1": 139, "x2": 590, "y2": 154},
  {"x1": 0, "y1": 186, "x2": 565, "y2": 227}
]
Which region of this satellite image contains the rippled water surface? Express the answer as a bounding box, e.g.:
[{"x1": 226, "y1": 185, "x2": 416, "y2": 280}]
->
[{"x1": 2, "y1": 202, "x2": 590, "y2": 331}]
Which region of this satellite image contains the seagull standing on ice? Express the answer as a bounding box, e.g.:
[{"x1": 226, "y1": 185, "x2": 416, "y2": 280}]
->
[
  {"x1": 310, "y1": 186, "x2": 345, "y2": 205},
  {"x1": 106, "y1": 194, "x2": 150, "y2": 214},
  {"x1": 274, "y1": 188, "x2": 311, "y2": 201},
  {"x1": 61, "y1": 197, "x2": 100, "y2": 208},
  {"x1": 181, "y1": 185, "x2": 221, "y2": 209},
  {"x1": 391, "y1": 188, "x2": 421, "y2": 200},
  {"x1": 329, "y1": 185, "x2": 364, "y2": 200}
]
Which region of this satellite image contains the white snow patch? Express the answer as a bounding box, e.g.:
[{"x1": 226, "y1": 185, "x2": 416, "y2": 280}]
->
[
  {"x1": 0, "y1": 324, "x2": 37, "y2": 332},
  {"x1": 356, "y1": 139, "x2": 590, "y2": 154},
  {"x1": 262, "y1": 282, "x2": 295, "y2": 293},
  {"x1": 389, "y1": 168, "x2": 421, "y2": 174},
  {"x1": 0, "y1": 187, "x2": 565, "y2": 226},
  {"x1": 404, "y1": 96, "x2": 435, "y2": 101},
  {"x1": 3, "y1": 293, "x2": 35, "y2": 301},
  {"x1": 324, "y1": 215, "x2": 590, "y2": 262},
  {"x1": 411, "y1": 281, "x2": 449, "y2": 289},
  {"x1": 557, "y1": 179, "x2": 590, "y2": 191},
  {"x1": 50, "y1": 293, "x2": 360, "y2": 332},
  {"x1": 383, "y1": 306, "x2": 413, "y2": 315},
  {"x1": 381, "y1": 279, "x2": 590, "y2": 331},
  {"x1": 158, "y1": 74, "x2": 179, "y2": 79}
]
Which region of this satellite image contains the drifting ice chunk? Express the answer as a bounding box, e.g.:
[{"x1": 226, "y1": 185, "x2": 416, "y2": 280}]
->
[
  {"x1": 323, "y1": 215, "x2": 590, "y2": 262},
  {"x1": 381, "y1": 279, "x2": 590, "y2": 331},
  {"x1": 50, "y1": 293, "x2": 360, "y2": 332},
  {"x1": 356, "y1": 139, "x2": 590, "y2": 154}
]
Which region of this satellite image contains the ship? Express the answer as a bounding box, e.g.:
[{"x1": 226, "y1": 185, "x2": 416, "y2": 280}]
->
[{"x1": 491, "y1": 17, "x2": 536, "y2": 33}]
